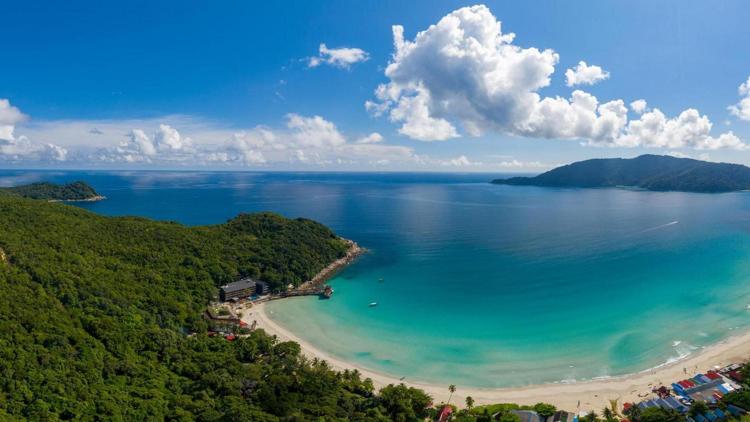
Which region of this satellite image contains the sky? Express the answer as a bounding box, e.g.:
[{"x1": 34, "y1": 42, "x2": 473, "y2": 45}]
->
[{"x1": 2, "y1": 0, "x2": 750, "y2": 172}]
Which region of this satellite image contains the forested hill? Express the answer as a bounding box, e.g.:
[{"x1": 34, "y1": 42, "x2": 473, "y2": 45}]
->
[
  {"x1": 492, "y1": 155, "x2": 750, "y2": 193},
  {"x1": 0, "y1": 193, "x2": 432, "y2": 420},
  {"x1": 1, "y1": 181, "x2": 103, "y2": 201}
]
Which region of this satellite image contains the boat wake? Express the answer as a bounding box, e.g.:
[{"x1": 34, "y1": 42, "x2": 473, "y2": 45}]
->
[{"x1": 639, "y1": 220, "x2": 679, "y2": 233}]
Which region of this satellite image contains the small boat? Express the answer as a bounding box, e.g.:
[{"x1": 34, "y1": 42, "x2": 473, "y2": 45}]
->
[
  {"x1": 378, "y1": 278, "x2": 384, "y2": 283},
  {"x1": 369, "y1": 302, "x2": 378, "y2": 307}
]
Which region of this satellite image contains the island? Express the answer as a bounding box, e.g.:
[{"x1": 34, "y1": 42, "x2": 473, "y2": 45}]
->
[
  {"x1": 492, "y1": 154, "x2": 750, "y2": 193},
  {"x1": 0, "y1": 180, "x2": 105, "y2": 201}
]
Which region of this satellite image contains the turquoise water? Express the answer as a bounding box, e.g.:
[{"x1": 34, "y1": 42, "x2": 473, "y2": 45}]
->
[{"x1": 4, "y1": 170, "x2": 750, "y2": 387}]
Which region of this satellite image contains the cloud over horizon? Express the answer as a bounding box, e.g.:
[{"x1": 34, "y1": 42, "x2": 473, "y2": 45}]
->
[{"x1": 0, "y1": 99, "x2": 68, "y2": 162}]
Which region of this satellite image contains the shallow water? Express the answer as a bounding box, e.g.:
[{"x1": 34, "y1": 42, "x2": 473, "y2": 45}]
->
[{"x1": 6, "y1": 169, "x2": 750, "y2": 387}]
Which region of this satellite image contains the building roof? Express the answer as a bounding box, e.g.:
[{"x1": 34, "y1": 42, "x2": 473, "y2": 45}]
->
[
  {"x1": 221, "y1": 278, "x2": 256, "y2": 293},
  {"x1": 510, "y1": 410, "x2": 542, "y2": 422}
]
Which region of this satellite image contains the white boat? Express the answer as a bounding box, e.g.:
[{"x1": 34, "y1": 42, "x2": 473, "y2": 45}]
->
[{"x1": 369, "y1": 302, "x2": 378, "y2": 307}]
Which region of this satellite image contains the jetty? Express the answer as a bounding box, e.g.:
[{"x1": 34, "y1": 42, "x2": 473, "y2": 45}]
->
[{"x1": 249, "y1": 238, "x2": 364, "y2": 304}]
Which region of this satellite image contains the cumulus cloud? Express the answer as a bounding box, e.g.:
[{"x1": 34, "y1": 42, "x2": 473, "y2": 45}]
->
[
  {"x1": 285, "y1": 114, "x2": 346, "y2": 147},
  {"x1": 154, "y1": 124, "x2": 193, "y2": 152},
  {"x1": 368, "y1": 5, "x2": 745, "y2": 150},
  {"x1": 0, "y1": 99, "x2": 27, "y2": 139},
  {"x1": 308, "y1": 43, "x2": 369, "y2": 69},
  {"x1": 618, "y1": 108, "x2": 744, "y2": 150},
  {"x1": 113, "y1": 124, "x2": 194, "y2": 163},
  {"x1": 565, "y1": 61, "x2": 610, "y2": 87},
  {"x1": 728, "y1": 76, "x2": 750, "y2": 121},
  {"x1": 630, "y1": 99, "x2": 648, "y2": 114},
  {"x1": 0, "y1": 99, "x2": 68, "y2": 162}
]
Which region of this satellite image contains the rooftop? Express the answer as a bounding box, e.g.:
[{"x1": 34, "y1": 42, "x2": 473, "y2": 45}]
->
[{"x1": 220, "y1": 278, "x2": 256, "y2": 293}]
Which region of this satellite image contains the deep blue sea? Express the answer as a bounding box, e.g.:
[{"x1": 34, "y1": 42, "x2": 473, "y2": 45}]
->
[{"x1": 5, "y1": 169, "x2": 750, "y2": 388}]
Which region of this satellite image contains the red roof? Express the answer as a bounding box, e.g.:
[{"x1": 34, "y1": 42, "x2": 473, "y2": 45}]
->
[
  {"x1": 729, "y1": 370, "x2": 745, "y2": 381},
  {"x1": 225, "y1": 334, "x2": 236, "y2": 341},
  {"x1": 705, "y1": 372, "x2": 721, "y2": 380}
]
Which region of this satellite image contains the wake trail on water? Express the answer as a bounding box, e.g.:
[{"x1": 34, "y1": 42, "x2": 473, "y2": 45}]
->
[{"x1": 639, "y1": 220, "x2": 679, "y2": 234}]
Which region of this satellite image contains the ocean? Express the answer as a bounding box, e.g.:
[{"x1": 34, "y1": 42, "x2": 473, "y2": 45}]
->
[{"x1": 5, "y1": 169, "x2": 750, "y2": 388}]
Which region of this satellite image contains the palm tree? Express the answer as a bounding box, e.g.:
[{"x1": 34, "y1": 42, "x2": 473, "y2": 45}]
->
[
  {"x1": 624, "y1": 403, "x2": 641, "y2": 421},
  {"x1": 583, "y1": 410, "x2": 598, "y2": 422},
  {"x1": 602, "y1": 406, "x2": 615, "y2": 422},
  {"x1": 447, "y1": 384, "x2": 456, "y2": 405},
  {"x1": 465, "y1": 396, "x2": 474, "y2": 411}
]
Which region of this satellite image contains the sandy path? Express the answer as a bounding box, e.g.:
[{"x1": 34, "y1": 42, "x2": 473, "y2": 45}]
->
[{"x1": 240, "y1": 301, "x2": 749, "y2": 413}]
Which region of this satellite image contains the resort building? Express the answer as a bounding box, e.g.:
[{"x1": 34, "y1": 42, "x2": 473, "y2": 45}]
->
[
  {"x1": 255, "y1": 280, "x2": 270, "y2": 295},
  {"x1": 220, "y1": 278, "x2": 257, "y2": 302}
]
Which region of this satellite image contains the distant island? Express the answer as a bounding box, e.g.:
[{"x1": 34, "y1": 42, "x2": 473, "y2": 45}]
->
[
  {"x1": 0, "y1": 181, "x2": 105, "y2": 201},
  {"x1": 492, "y1": 154, "x2": 750, "y2": 193}
]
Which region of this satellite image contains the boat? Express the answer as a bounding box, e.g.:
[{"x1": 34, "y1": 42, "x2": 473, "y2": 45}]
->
[
  {"x1": 378, "y1": 277, "x2": 384, "y2": 283},
  {"x1": 369, "y1": 302, "x2": 378, "y2": 307}
]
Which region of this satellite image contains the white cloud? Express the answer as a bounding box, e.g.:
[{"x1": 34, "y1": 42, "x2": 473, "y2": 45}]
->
[
  {"x1": 618, "y1": 108, "x2": 745, "y2": 150},
  {"x1": 285, "y1": 113, "x2": 347, "y2": 148},
  {"x1": 565, "y1": 61, "x2": 610, "y2": 87},
  {"x1": 0, "y1": 99, "x2": 68, "y2": 162},
  {"x1": 630, "y1": 99, "x2": 648, "y2": 114},
  {"x1": 112, "y1": 125, "x2": 195, "y2": 163},
  {"x1": 368, "y1": 5, "x2": 744, "y2": 150},
  {"x1": 442, "y1": 155, "x2": 475, "y2": 167},
  {"x1": 356, "y1": 132, "x2": 384, "y2": 144},
  {"x1": 728, "y1": 76, "x2": 750, "y2": 121},
  {"x1": 0, "y1": 99, "x2": 27, "y2": 140},
  {"x1": 308, "y1": 43, "x2": 369, "y2": 69},
  {"x1": 154, "y1": 124, "x2": 193, "y2": 152},
  {"x1": 497, "y1": 159, "x2": 546, "y2": 169}
]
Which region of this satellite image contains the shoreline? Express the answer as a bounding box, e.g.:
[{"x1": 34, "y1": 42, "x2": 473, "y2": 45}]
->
[
  {"x1": 296, "y1": 239, "x2": 365, "y2": 291},
  {"x1": 241, "y1": 301, "x2": 750, "y2": 413}
]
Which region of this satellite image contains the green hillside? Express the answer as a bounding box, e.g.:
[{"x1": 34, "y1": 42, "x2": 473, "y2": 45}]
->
[
  {"x1": 493, "y1": 155, "x2": 750, "y2": 193},
  {"x1": 0, "y1": 193, "x2": 431, "y2": 421}
]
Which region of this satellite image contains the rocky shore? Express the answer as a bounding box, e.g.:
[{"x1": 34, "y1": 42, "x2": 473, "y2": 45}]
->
[{"x1": 296, "y1": 238, "x2": 365, "y2": 292}]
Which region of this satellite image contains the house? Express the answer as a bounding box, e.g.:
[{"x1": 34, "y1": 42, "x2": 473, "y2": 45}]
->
[{"x1": 220, "y1": 278, "x2": 256, "y2": 302}]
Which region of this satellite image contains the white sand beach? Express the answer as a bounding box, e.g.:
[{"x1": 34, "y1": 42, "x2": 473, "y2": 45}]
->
[{"x1": 240, "y1": 301, "x2": 750, "y2": 413}]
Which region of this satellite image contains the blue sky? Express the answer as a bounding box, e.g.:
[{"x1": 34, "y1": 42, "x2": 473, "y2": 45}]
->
[{"x1": 2, "y1": 0, "x2": 750, "y2": 171}]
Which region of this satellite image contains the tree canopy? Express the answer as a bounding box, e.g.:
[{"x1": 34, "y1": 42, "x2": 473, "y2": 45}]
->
[
  {"x1": 1, "y1": 181, "x2": 101, "y2": 201},
  {"x1": 0, "y1": 192, "x2": 432, "y2": 420}
]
